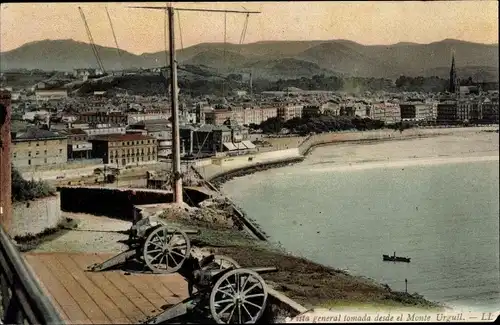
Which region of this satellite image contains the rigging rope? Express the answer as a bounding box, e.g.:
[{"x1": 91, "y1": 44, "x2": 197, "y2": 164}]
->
[
  {"x1": 222, "y1": 11, "x2": 227, "y2": 97},
  {"x1": 105, "y1": 6, "x2": 122, "y2": 70},
  {"x1": 239, "y1": 13, "x2": 249, "y2": 45},
  {"x1": 177, "y1": 10, "x2": 184, "y2": 50},
  {"x1": 164, "y1": 5, "x2": 169, "y2": 68}
]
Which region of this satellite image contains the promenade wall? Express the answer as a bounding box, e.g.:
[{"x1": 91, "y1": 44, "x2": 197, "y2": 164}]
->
[
  {"x1": 57, "y1": 186, "x2": 210, "y2": 220},
  {"x1": 11, "y1": 194, "x2": 62, "y2": 237}
]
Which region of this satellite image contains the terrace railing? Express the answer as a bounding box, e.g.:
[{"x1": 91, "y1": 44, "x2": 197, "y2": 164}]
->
[{"x1": 0, "y1": 224, "x2": 64, "y2": 325}]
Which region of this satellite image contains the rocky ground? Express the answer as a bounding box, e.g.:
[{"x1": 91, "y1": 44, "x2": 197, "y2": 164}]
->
[{"x1": 137, "y1": 196, "x2": 245, "y2": 231}]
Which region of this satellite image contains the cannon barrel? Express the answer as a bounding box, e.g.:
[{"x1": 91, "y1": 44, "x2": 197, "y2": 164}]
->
[
  {"x1": 247, "y1": 267, "x2": 278, "y2": 274},
  {"x1": 161, "y1": 229, "x2": 199, "y2": 235},
  {"x1": 183, "y1": 230, "x2": 200, "y2": 235}
]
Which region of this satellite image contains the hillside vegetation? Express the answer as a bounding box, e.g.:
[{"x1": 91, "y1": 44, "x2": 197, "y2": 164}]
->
[
  {"x1": 63, "y1": 73, "x2": 455, "y2": 96},
  {"x1": 1, "y1": 39, "x2": 498, "y2": 81}
]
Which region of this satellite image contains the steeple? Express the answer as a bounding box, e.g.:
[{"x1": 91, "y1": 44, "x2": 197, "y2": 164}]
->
[{"x1": 449, "y1": 50, "x2": 458, "y2": 93}]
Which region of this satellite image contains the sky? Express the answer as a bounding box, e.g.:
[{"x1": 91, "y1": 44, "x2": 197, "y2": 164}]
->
[{"x1": 0, "y1": 1, "x2": 498, "y2": 54}]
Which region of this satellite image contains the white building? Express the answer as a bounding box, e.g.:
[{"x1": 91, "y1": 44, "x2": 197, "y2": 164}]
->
[
  {"x1": 35, "y1": 89, "x2": 68, "y2": 101},
  {"x1": 22, "y1": 110, "x2": 49, "y2": 122}
]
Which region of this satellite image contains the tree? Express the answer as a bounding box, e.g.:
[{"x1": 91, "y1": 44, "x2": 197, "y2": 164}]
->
[{"x1": 259, "y1": 117, "x2": 284, "y2": 134}]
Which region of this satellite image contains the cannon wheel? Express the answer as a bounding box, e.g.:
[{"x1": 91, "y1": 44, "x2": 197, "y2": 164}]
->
[
  {"x1": 209, "y1": 269, "x2": 268, "y2": 324},
  {"x1": 143, "y1": 226, "x2": 191, "y2": 273}
]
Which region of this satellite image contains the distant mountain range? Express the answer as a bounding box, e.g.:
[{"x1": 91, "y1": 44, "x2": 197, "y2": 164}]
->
[{"x1": 1, "y1": 38, "x2": 498, "y2": 81}]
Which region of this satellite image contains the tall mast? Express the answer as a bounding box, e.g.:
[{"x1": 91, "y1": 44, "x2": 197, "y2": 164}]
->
[{"x1": 167, "y1": 5, "x2": 183, "y2": 204}]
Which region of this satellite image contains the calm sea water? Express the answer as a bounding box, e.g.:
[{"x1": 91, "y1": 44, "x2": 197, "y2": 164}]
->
[{"x1": 222, "y1": 155, "x2": 500, "y2": 312}]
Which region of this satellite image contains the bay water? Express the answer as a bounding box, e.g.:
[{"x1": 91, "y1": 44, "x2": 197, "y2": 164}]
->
[{"x1": 222, "y1": 143, "x2": 500, "y2": 312}]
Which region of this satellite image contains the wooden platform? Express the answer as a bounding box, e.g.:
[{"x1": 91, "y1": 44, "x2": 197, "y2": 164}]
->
[{"x1": 23, "y1": 252, "x2": 189, "y2": 324}]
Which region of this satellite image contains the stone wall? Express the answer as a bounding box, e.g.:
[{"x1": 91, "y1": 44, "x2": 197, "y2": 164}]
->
[
  {"x1": 58, "y1": 186, "x2": 211, "y2": 220},
  {"x1": 15, "y1": 158, "x2": 104, "y2": 173},
  {"x1": 11, "y1": 194, "x2": 62, "y2": 237},
  {"x1": 0, "y1": 91, "x2": 12, "y2": 231}
]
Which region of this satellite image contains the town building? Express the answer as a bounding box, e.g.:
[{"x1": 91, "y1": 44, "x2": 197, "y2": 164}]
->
[
  {"x1": 437, "y1": 100, "x2": 458, "y2": 123},
  {"x1": 179, "y1": 122, "x2": 255, "y2": 156},
  {"x1": 58, "y1": 128, "x2": 93, "y2": 160},
  {"x1": 321, "y1": 101, "x2": 341, "y2": 116},
  {"x1": 426, "y1": 100, "x2": 439, "y2": 120},
  {"x1": 340, "y1": 102, "x2": 370, "y2": 118},
  {"x1": 277, "y1": 104, "x2": 303, "y2": 121},
  {"x1": 11, "y1": 128, "x2": 68, "y2": 168},
  {"x1": 456, "y1": 100, "x2": 481, "y2": 122},
  {"x1": 242, "y1": 106, "x2": 278, "y2": 125},
  {"x1": 22, "y1": 110, "x2": 50, "y2": 122},
  {"x1": 205, "y1": 108, "x2": 242, "y2": 126},
  {"x1": 194, "y1": 103, "x2": 213, "y2": 125},
  {"x1": 481, "y1": 99, "x2": 499, "y2": 123},
  {"x1": 127, "y1": 119, "x2": 171, "y2": 140},
  {"x1": 459, "y1": 86, "x2": 480, "y2": 98},
  {"x1": 367, "y1": 102, "x2": 400, "y2": 123},
  {"x1": 127, "y1": 110, "x2": 171, "y2": 125},
  {"x1": 302, "y1": 105, "x2": 322, "y2": 117},
  {"x1": 232, "y1": 90, "x2": 248, "y2": 97},
  {"x1": 180, "y1": 124, "x2": 231, "y2": 156},
  {"x1": 73, "y1": 68, "x2": 104, "y2": 81},
  {"x1": 79, "y1": 112, "x2": 128, "y2": 125},
  {"x1": 35, "y1": 89, "x2": 68, "y2": 101},
  {"x1": 399, "y1": 102, "x2": 434, "y2": 121},
  {"x1": 89, "y1": 134, "x2": 157, "y2": 166},
  {"x1": 127, "y1": 119, "x2": 172, "y2": 158}
]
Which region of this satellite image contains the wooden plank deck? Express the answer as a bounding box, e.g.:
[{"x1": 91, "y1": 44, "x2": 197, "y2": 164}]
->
[{"x1": 23, "y1": 252, "x2": 189, "y2": 324}]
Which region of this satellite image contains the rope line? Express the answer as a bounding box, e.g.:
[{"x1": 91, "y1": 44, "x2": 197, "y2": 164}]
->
[
  {"x1": 222, "y1": 11, "x2": 227, "y2": 97},
  {"x1": 177, "y1": 10, "x2": 184, "y2": 50},
  {"x1": 164, "y1": 5, "x2": 169, "y2": 68}
]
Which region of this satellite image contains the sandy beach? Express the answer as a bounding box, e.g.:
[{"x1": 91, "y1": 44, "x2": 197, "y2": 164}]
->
[
  {"x1": 302, "y1": 130, "x2": 499, "y2": 173},
  {"x1": 308, "y1": 155, "x2": 499, "y2": 173}
]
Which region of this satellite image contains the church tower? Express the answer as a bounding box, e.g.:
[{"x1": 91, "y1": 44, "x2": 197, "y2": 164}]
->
[{"x1": 448, "y1": 51, "x2": 459, "y2": 93}]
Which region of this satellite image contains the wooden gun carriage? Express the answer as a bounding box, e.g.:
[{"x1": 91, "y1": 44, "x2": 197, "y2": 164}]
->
[
  {"x1": 87, "y1": 217, "x2": 278, "y2": 324},
  {"x1": 87, "y1": 216, "x2": 197, "y2": 273}
]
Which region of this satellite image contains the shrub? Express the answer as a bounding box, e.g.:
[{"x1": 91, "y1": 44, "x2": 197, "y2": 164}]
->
[{"x1": 11, "y1": 167, "x2": 56, "y2": 203}]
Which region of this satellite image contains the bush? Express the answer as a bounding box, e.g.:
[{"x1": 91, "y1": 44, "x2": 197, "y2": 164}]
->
[{"x1": 11, "y1": 167, "x2": 56, "y2": 203}]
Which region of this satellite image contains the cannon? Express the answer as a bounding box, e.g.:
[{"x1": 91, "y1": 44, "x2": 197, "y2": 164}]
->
[
  {"x1": 144, "y1": 254, "x2": 278, "y2": 324},
  {"x1": 87, "y1": 217, "x2": 199, "y2": 273}
]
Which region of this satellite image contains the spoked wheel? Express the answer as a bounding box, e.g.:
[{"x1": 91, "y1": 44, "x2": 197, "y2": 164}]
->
[
  {"x1": 203, "y1": 255, "x2": 241, "y2": 271},
  {"x1": 210, "y1": 269, "x2": 268, "y2": 324},
  {"x1": 143, "y1": 226, "x2": 191, "y2": 273}
]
